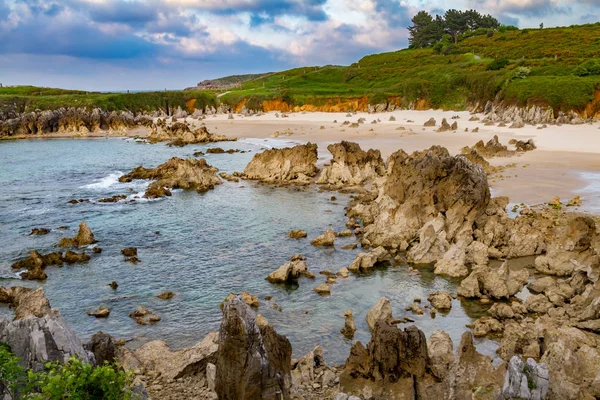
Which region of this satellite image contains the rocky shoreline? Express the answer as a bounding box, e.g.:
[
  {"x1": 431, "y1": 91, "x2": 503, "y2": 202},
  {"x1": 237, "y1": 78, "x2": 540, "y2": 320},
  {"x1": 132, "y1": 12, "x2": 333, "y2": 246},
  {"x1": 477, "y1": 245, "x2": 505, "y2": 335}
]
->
[{"x1": 2, "y1": 138, "x2": 599, "y2": 399}]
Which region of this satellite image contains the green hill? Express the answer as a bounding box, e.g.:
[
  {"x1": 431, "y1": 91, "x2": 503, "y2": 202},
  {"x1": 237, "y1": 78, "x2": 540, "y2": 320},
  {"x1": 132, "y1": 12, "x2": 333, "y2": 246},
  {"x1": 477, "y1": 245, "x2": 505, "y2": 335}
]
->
[{"x1": 219, "y1": 23, "x2": 600, "y2": 114}]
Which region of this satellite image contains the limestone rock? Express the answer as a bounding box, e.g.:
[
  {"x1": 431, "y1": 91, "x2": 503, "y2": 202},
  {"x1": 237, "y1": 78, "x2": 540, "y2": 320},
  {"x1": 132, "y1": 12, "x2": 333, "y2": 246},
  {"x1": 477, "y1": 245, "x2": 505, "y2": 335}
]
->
[
  {"x1": 317, "y1": 141, "x2": 385, "y2": 187},
  {"x1": 58, "y1": 221, "x2": 96, "y2": 247},
  {"x1": 341, "y1": 309, "x2": 356, "y2": 338},
  {"x1": 366, "y1": 297, "x2": 393, "y2": 331},
  {"x1": 216, "y1": 296, "x2": 292, "y2": 400},
  {"x1": 149, "y1": 122, "x2": 234, "y2": 146},
  {"x1": 313, "y1": 283, "x2": 331, "y2": 295},
  {"x1": 424, "y1": 118, "x2": 436, "y2": 127},
  {"x1": 500, "y1": 356, "x2": 549, "y2": 400},
  {"x1": 87, "y1": 306, "x2": 110, "y2": 318},
  {"x1": 287, "y1": 229, "x2": 307, "y2": 239},
  {"x1": 266, "y1": 256, "x2": 311, "y2": 284},
  {"x1": 427, "y1": 291, "x2": 453, "y2": 311},
  {"x1": 242, "y1": 143, "x2": 318, "y2": 184},
  {"x1": 348, "y1": 246, "x2": 389, "y2": 272},
  {"x1": 120, "y1": 157, "x2": 221, "y2": 196},
  {"x1": 311, "y1": 229, "x2": 336, "y2": 246}
]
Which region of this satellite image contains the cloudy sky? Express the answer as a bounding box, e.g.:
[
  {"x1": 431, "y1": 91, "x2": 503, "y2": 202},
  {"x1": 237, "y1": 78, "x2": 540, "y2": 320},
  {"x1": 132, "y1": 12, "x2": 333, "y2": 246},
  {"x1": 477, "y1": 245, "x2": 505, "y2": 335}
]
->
[{"x1": 0, "y1": 0, "x2": 597, "y2": 90}]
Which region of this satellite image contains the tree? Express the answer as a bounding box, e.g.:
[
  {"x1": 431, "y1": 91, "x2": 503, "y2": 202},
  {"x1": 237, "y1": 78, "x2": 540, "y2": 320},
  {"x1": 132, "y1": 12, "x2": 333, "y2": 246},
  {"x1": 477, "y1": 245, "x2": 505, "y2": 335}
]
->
[
  {"x1": 444, "y1": 9, "x2": 465, "y2": 43},
  {"x1": 408, "y1": 11, "x2": 444, "y2": 48}
]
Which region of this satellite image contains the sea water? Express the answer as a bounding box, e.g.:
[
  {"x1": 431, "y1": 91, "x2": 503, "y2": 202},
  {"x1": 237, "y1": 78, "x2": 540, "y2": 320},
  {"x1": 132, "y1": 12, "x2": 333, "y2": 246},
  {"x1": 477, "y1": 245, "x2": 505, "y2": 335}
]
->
[{"x1": 0, "y1": 138, "x2": 488, "y2": 364}]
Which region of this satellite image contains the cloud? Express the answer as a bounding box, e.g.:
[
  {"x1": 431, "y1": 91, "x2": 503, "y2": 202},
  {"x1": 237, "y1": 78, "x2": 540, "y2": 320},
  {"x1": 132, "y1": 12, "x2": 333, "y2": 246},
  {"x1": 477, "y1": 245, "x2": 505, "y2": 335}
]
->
[{"x1": 0, "y1": 0, "x2": 596, "y2": 90}]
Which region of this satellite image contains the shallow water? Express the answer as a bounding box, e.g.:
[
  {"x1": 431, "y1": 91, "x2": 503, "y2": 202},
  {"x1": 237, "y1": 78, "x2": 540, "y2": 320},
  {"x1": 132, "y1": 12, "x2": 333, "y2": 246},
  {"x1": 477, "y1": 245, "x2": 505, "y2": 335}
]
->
[{"x1": 0, "y1": 138, "x2": 489, "y2": 364}]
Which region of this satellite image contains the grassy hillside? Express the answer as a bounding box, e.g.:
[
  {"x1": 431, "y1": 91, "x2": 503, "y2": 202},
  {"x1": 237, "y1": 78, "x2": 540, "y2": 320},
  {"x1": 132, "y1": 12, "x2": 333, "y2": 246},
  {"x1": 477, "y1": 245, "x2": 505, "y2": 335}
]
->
[
  {"x1": 0, "y1": 86, "x2": 217, "y2": 114},
  {"x1": 219, "y1": 23, "x2": 600, "y2": 113}
]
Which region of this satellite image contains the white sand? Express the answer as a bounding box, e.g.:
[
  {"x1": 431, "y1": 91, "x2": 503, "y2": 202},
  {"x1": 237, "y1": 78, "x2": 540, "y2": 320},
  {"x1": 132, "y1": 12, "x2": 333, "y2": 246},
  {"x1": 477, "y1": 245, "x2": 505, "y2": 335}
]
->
[{"x1": 195, "y1": 109, "x2": 600, "y2": 213}]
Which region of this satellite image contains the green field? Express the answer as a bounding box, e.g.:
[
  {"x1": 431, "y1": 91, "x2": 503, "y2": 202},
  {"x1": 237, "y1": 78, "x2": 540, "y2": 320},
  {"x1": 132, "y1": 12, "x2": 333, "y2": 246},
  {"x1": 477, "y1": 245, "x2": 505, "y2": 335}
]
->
[
  {"x1": 0, "y1": 86, "x2": 217, "y2": 114},
  {"x1": 2, "y1": 23, "x2": 600, "y2": 115}
]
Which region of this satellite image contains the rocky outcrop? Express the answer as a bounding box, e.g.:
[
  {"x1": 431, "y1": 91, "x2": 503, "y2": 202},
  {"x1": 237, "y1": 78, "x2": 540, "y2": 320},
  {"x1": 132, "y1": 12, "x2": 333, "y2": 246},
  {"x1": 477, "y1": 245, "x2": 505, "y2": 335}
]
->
[
  {"x1": 500, "y1": 356, "x2": 549, "y2": 400},
  {"x1": 11, "y1": 248, "x2": 91, "y2": 280},
  {"x1": 317, "y1": 141, "x2": 385, "y2": 187},
  {"x1": 482, "y1": 101, "x2": 587, "y2": 126},
  {"x1": 241, "y1": 143, "x2": 318, "y2": 184},
  {"x1": 462, "y1": 135, "x2": 514, "y2": 158},
  {"x1": 58, "y1": 221, "x2": 96, "y2": 247},
  {"x1": 365, "y1": 297, "x2": 393, "y2": 331},
  {"x1": 0, "y1": 288, "x2": 93, "y2": 372},
  {"x1": 311, "y1": 229, "x2": 336, "y2": 246},
  {"x1": 148, "y1": 122, "x2": 234, "y2": 146},
  {"x1": 428, "y1": 291, "x2": 453, "y2": 311},
  {"x1": 120, "y1": 157, "x2": 221, "y2": 197},
  {"x1": 349, "y1": 146, "x2": 490, "y2": 263},
  {"x1": 458, "y1": 262, "x2": 528, "y2": 300},
  {"x1": 0, "y1": 107, "x2": 151, "y2": 138},
  {"x1": 216, "y1": 296, "x2": 292, "y2": 400}
]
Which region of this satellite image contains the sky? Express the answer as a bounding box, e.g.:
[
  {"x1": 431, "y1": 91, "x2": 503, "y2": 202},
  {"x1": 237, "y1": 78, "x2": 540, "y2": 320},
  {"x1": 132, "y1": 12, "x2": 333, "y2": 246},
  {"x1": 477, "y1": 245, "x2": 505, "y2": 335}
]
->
[{"x1": 0, "y1": 0, "x2": 598, "y2": 91}]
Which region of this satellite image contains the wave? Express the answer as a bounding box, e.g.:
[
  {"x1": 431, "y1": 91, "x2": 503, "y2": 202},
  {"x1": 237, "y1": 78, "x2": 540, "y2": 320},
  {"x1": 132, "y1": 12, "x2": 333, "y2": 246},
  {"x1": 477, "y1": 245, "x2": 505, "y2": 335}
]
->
[{"x1": 82, "y1": 172, "x2": 124, "y2": 190}]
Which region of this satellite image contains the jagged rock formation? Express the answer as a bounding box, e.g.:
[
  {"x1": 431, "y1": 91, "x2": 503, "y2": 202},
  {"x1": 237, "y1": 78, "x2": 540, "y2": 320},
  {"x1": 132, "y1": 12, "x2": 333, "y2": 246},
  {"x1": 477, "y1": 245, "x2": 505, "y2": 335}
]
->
[
  {"x1": 0, "y1": 107, "x2": 152, "y2": 137},
  {"x1": 241, "y1": 143, "x2": 318, "y2": 184},
  {"x1": 500, "y1": 356, "x2": 549, "y2": 400},
  {"x1": 216, "y1": 296, "x2": 292, "y2": 400},
  {"x1": 11, "y1": 248, "x2": 91, "y2": 280},
  {"x1": 462, "y1": 135, "x2": 514, "y2": 158},
  {"x1": 120, "y1": 157, "x2": 221, "y2": 197},
  {"x1": 148, "y1": 121, "x2": 234, "y2": 146},
  {"x1": 348, "y1": 246, "x2": 390, "y2": 273},
  {"x1": 266, "y1": 255, "x2": 313, "y2": 283},
  {"x1": 483, "y1": 101, "x2": 587, "y2": 125},
  {"x1": 58, "y1": 221, "x2": 96, "y2": 247},
  {"x1": 0, "y1": 288, "x2": 94, "y2": 373},
  {"x1": 316, "y1": 141, "x2": 385, "y2": 187},
  {"x1": 349, "y1": 146, "x2": 490, "y2": 262}
]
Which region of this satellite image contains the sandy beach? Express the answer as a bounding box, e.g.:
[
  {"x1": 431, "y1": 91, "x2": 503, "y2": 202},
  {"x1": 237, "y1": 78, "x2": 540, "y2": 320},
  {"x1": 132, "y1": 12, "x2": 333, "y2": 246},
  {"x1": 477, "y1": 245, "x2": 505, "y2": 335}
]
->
[{"x1": 185, "y1": 109, "x2": 600, "y2": 213}]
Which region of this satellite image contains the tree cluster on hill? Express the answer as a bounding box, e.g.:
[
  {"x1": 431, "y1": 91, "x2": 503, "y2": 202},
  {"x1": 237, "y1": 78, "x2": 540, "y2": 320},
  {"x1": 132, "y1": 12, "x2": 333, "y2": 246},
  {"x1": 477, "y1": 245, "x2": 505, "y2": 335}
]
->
[{"x1": 408, "y1": 9, "x2": 501, "y2": 48}]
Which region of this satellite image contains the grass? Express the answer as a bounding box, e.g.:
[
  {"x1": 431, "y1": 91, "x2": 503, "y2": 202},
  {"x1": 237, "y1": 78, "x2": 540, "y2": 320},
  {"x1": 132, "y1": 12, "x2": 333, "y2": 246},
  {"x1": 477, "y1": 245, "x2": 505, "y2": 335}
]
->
[{"x1": 3, "y1": 23, "x2": 600, "y2": 114}]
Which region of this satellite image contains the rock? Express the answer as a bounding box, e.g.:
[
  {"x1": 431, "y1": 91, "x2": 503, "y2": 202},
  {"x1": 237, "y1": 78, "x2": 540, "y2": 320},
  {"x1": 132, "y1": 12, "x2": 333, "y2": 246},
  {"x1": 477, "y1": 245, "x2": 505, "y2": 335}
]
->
[
  {"x1": 348, "y1": 246, "x2": 390, "y2": 272},
  {"x1": 87, "y1": 331, "x2": 116, "y2": 365},
  {"x1": 514, "y1": 139, "x2": 536, "y2": 152},
  {"x1": 457, "y1": 265, "x2": 517, "y2": 300},
  {"x1": 313, "y1": 283, "x2": 330, "y2": 295},
  {"x1": 121, "y1": 247, "x2": 138, "y2": 257},
  {"x1": 337, "y1": 267, "x2": 349, "y2": 278},
  {"x1": 108, "y1": 281, "x2": 118, "y2": 290},
  {"x1": 427, "y1": 330, "x2": 455, "y2": 379},
  {"x1": 129, "y1": 306, "x2": 161, "y2": 325},
  {"x1": 149, "y1": 122, "x2": 234, "y2": 146},
  {"x1": 219, "y1": 172, "x2": 239, "y2": 182},
  {"x1": 317, "y1": 141, "x2": 385, "y2": 187},
  {"x1": 433, "y1": 243, "x2": 469, "y2": 278},
  {"x1": 291, "y1": 345, "x2": 327, "y2": 389},
  {"x1": 241, "y1": 143, "x2": 318, "y2": 184},
  {"x1": 58, "y1": 221, "x2": 96, "y2": 247},
  {"x1": 241, "y1": 292, "x2": 260, "y2": 307},
  {"x1": 487, "y1": 302, "x2": 515, "y2": 319},
  {"x1": 366, "y1": 297, "x2": 393, "y2": 331},
  {"x1": 338, "y1": 229, "x2": 353, "y2": 237},
  {"x1": 29, "y1": 228, "x2": 49, "y2": 235},
  {"x1": 144, "y1": 186, "x2": 172, "y2": 198},
  {"x1": 98, "y1": 194, "x2": 127, "y2": 203},
  {"x1": 437, "y1": 118, "x2": 452, "y2": 132},
  {"x1": 0, "y1": 312, "x2": 94, "y2": 372},
  {"x1": 473, "y1": 317, "x2": 503, "y2": 337},
  {"x1": 341, "y1": 309, "x2": 356, "y2": 338},
  {"x1": 501, "y1": 356, "x2": 549, "y2": 400},
  {"x1": 462, "y1": 135, "x2": 514, "y2": 158},
  {"x1": 216, "y1": 296, "x2": 292, "y2": 400},
  {"x1": 566, "y1": 196, "x2": 581, "y2": 207},
  {"x1": 87, "y1": 306, "x2": 110, "y2": 318},
  {"x1": 266, "y1": 257, "x2": 311, "y2": 284},
  {"x1": 427, "y1": 291, "x2": 452, "y2": 311},
  {"x1": 287, "y1": 229, "x2": 307, "y2": 239},
  {"x1": 424, "y1": 117, "x2": 436, "y2": 127},
  {"x1": 206, "y1": 363, "x2": 216, "y2": 391},
  {"x1": 120, "y1": 157, "x2": 222, "y2": 196},
  {"x1": 157, "y1": 291, "x2": 175, "y2": 300},
  {"x1": 525, "y1": 294, "x2": 553, "y2": 314},
  {"x1": 63, "y1": 250, "x2": 90, "y2": 264},
  {"x1": 130, "y1": 331, "x2": 219, "y2": 382},
  {"x1": 4, "y1": 287, "x2": 53, "y2": 320},
  {"x1": 311, "y1": 229, "x2": 336, "y2": 246}
]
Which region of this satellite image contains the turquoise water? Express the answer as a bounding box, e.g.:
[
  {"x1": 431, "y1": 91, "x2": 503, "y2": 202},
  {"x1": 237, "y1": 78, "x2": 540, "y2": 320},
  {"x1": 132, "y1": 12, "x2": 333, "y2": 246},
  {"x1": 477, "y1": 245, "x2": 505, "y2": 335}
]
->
[{"x1": 0, "y1": 138, "x2": 484, "y2": 364}]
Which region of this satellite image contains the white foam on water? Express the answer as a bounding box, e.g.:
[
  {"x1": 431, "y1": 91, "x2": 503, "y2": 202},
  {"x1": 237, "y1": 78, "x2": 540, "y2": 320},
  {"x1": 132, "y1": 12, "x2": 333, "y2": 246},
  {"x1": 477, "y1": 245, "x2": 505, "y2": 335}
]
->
[
  {"x1": 82, "y1": 172, "x2": 124, "y2": 190},
  {"x1": 238, "y1": 137, "x2": 304, "y2": 150},
  {"x1": 578, "y1": 171, "x2": 600, "y2": 194}
]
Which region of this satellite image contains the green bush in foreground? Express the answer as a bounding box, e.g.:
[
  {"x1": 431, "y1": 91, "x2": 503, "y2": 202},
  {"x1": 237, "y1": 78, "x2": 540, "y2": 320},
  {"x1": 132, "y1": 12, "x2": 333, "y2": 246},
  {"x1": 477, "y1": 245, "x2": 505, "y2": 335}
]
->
[{"x1": 0, "y1": 344, "x2": 134, "y2": 400}]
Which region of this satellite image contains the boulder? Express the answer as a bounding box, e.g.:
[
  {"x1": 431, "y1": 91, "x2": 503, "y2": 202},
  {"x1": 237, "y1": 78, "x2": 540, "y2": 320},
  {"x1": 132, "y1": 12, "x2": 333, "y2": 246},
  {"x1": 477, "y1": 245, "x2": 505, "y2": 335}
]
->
[
  {"x1": 241, "y1": 143, "x2": 318, "y2": 184},
  {"x1": 157, "y1": 291, "x2": 175, "y2": 300},
  {"x1": 437, "y1": 118, "x2": 452, "y2": 132},
  {"x1": 427, "y1": 291, "x2": 453, "y2": 311},
  {"x1": 87, "y1": 306, "x2": 110, "y2": 318},
  {"x1": 313, "y1": 283, "x2": 331, "y2": 295},
  {"x1": 427, "y1": 330, "x2": 454, "y2": 379},
  {"x1": 86, "y1": 331, "x2": 116, "y2": 366},
  {"x1": 287, "y1": 230, "x2": 307, "y2": 239},
  {"x1": 348, "y1": 246, "x2": 389, "y2": 272},
  {"x1": 424, "y1": 118, "x2": 436, "y2": 127},
  {"x1": 129, "y1": 306, "x2": 161, "y2": 325},
  {"x1": 266, "y1": 256, "x2": 312, "y2": 284},
  {"x1": 311, "y1": 229, "x2": 336, "y2": 246},
  {"x1": 366, "y1": 297, "x2": 393, "y2": 331},
  {"x1": 121, "y1": 247, "x2": 137, "y2": 257},
  {"x1": 216, "y1": 296, "x2": 292, "y2": 400},
  {"x1": 500, "y1": 356, "x2": 549, "y2": 400},
  {"x1": 317, "y1": 141, "x2": 385, "y2": 187}
]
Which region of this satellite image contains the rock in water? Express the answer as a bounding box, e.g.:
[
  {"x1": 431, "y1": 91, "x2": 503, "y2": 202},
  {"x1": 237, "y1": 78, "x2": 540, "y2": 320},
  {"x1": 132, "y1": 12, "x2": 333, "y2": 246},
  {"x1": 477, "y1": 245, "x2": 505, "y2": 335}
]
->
[
  {"x1": 58, "y1": 221, "x2": 96, "y2": 247},
  {"x1": 311, "y1": 229, "x2": 336, "y2": 246},
  {"x1": 241, "y1": 143, "x2": 318, "y2": 184},
  {"x1": 365, "y1": 297, "x2": 393, "y2": 331},
  {"x1": 120, "y1": 157, "x2": 222, "y2": 197},
  {"x1": 317, "y1": 141, "x2": 385, "y2": 187},
  {"x1": 216, "y1": 295, "x2": 292, "y2": 400},
  {"x1": 341, "y1": 309, "x2": 356, "y2": 338},
  {"x1": 149, "y1": 122, "x2": 234, "y2": 146}
]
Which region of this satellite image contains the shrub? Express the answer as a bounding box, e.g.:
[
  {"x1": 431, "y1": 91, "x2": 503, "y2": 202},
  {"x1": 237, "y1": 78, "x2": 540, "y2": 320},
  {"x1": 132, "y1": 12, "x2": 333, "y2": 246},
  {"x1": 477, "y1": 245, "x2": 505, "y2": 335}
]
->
[
  {"x1": 487, "y1": 57, "x2": 510, "y2": 70},
  {"x1": 573, "y1": 59, "x2": 600, "y2": 76},
  {"x1": 513, "y1": 67, "x2": 532, "y2": 80}
]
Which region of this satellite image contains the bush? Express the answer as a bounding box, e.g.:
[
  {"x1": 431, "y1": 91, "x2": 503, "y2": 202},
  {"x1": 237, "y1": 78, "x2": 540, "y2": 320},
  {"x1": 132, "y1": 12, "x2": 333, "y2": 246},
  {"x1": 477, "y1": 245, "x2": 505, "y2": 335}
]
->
[
  {"x1": 487, "y1": 57, "x2": 510, "y2": 70},
  {"x1": 573, "y1": 59, "x2": 600, "y2": 76},
  {"x1": 0, "y1": 344, "x2": 133, "y2": 400},
  {"x1": 513, "y1": 67, "x2": 532, "y2": 80}
]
